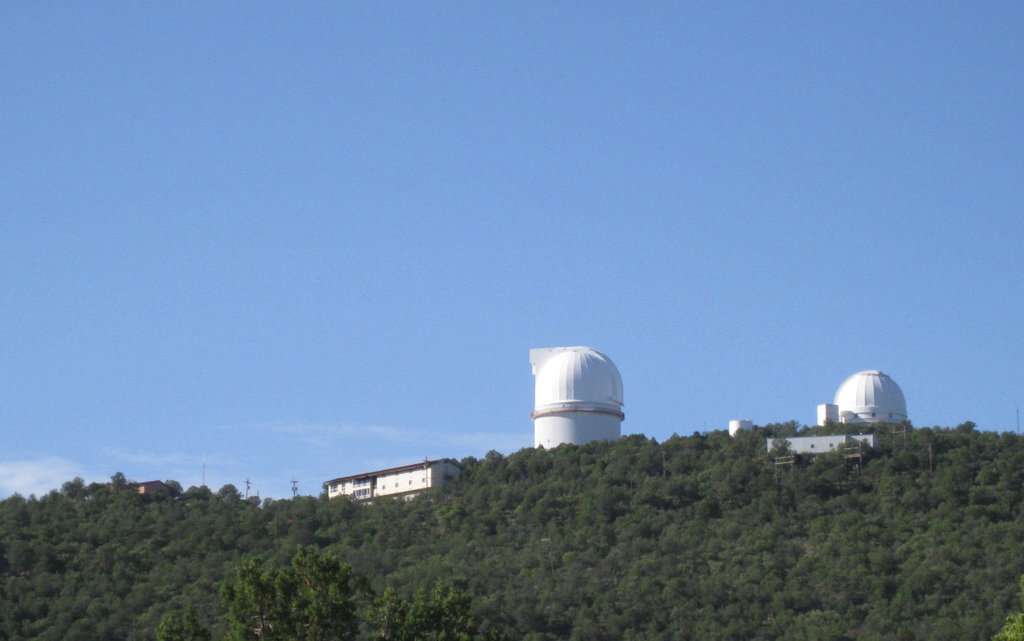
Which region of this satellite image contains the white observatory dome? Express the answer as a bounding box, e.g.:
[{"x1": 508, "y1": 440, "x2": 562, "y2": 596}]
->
[
  {"x1": 833, "y1": 370, "x2": 907, "y2": 423},
  {"x1": 533, "y1": 347, "x2": 623, "y2": 411},
  {"x1": 530, "y1": 346, "x2": 624, "y2": 448}
]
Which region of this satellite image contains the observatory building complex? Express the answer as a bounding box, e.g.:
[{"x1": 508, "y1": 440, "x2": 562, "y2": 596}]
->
[
  {"x1": 530, "y1": 346, "x2": 624, "y2": 448},
  {"x1": 818, "y1": 370, "x2": 908, "y2": 425}
]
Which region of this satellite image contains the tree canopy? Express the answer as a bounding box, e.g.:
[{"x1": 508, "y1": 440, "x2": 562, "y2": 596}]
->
[{"x1": 3, "y1": 423, "x2": 1024, "y2": 639}]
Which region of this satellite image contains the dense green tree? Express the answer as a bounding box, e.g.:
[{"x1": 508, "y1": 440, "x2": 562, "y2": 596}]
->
[
  {"x1": 156, "y1": 606, "x2": 211, "y2": 641},
  {"x1": 994, "y1": 577, "x2": 1024, "y2": 641},
  {"x1": 366, "y1": 582, "x2": 478, "y2": 641},
  {"x1": 221, "y1": 547, "x2": 360, "y2": 641},
  {"x1": 5, "y1": 425, "x2": 1024, "y2": 639}
]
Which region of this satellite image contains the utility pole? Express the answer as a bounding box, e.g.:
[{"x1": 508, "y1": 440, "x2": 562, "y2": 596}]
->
[
  {"x1": 291, "y1": 478, "x2": 298, "y2": 499},
  {"x1": 244, "y1": 478, "x2": 252, "y2": 499}
]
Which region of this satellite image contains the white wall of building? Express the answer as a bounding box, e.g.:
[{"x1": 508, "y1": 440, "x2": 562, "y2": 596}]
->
[
  {"x1": 534, "y1": 411, "x2": 622, "y2": 449},
  {"x1": 766, "y1": 433, "x2": 877, "y2": 454},
  {"x1": 817, "y1": 404, "x2": 839, "y2": 426},
  {"x1": 728, "y1": 419, "x2": 753, "y2": 437}
]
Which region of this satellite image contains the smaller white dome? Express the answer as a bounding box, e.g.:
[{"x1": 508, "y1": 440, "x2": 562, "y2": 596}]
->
[
  {"x1": 834, "y1": 370, "x2": 907, "y2": 423},
  {"x1": 532, "y1": 347, "x2": 623, "y2": 413}
]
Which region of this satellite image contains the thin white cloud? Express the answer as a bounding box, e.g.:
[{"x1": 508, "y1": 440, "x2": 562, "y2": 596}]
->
[
  {"x1": 213, "y1": 421, "x2": 529, "y2": 460},
  {"x1": 100, "y1": 447, "x2": 207, "y2": 467},
  {"x1": 0, "y1": 458, "x2": 81, "y2": 498},
  {"x1": 214, "y1": 422, "x2": 420, "y2": 445},
  {"x1": 435, "y1": 430, "x2": 532, "y2": 455}
]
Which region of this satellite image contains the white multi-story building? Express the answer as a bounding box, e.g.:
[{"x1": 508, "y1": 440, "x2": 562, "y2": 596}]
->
[{"x1": 324, "y1": 459, "x2": 461, "y2": 501}]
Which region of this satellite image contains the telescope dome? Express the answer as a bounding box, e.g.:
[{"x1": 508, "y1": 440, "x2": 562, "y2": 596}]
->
[
  {"x1": 530, "y1": 346, "x2": 624, "y2": 448},
  {"x1": 834, "y1": 370, "x2": 907, "y2": 423},
  {"x1": 533, "y1": 347, "x2": 623, "y2": 411}
]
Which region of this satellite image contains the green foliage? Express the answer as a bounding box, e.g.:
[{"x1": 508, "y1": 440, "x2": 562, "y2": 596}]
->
[
  {"x1": 214, "y1": 547, "x2": 493, "y2": 641},
  {"x1": 994, "y1": 577, "x2": 1024, "y2": 641},
  {"x1": 366, "y1": 582, "x2": 478, "y2": 641},
  {"x1": 4, "y1": 425, "x2": 1024, "y2": 640},
  {"x1": 221, "y1": 547, "x2": 359, "y2": 641},
  {"x1": 157, "y1": 606, "x2": 211, "y2": 641}
]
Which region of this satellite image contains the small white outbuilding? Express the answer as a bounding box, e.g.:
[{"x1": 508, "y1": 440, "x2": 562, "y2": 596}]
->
[
  {"x1": 728, "y1": 419, "x2": 753, "y2": 437},
  {"x1": 530, "y1": 346, "x2": 624, "y2": 448}
]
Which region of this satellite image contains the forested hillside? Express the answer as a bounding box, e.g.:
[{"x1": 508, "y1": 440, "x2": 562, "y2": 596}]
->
[{"x1": 3, "y1": 423, "x2": 1024, "y2": 640}]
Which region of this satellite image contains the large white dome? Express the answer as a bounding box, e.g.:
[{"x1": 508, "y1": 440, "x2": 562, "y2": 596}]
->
[
  {"x1": 834, "y1": 370, "x2": 907, "y2": 423},
  {"x1": 532, "y1": 347, "x2": 623, "y2": 412},
  {"x1": 530, "y1": 346, "x2": 624, "y2": 448}
]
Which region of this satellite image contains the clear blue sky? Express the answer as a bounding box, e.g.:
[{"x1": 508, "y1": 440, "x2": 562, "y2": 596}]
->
[{"x1": 2, "y1": 3, "x2": 1021, "y2": 498}]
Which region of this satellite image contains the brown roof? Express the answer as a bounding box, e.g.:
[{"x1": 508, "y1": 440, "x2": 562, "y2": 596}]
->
[{"x1": 133, "y1": 480, "x2": 172, "y2": 495}]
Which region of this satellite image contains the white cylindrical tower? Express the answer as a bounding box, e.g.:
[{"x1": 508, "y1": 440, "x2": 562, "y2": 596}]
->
[
  {"x1": 530, "y1": 346, "x2": 624, "y2": 448},
  {"x1": 728, "y1": 419, "x2": 753, "y2": 437},
  {"x1": 833, "y1": 370, "x2": 908, "y2": 423}
]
